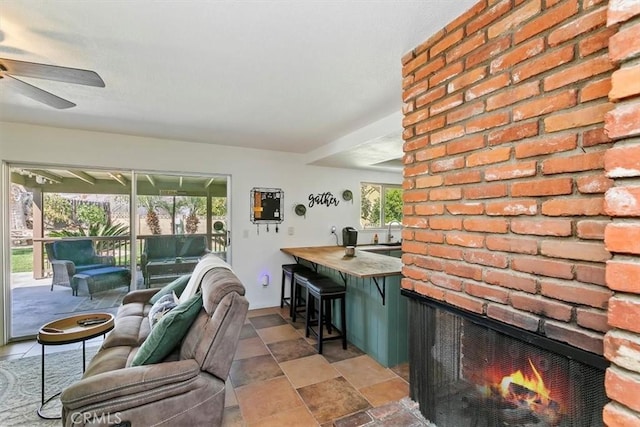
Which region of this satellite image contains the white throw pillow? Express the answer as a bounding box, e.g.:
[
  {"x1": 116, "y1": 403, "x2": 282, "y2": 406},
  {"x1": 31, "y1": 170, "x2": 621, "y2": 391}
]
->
[{"x1": 148, "y1": 291, "x2": 179, "y2": 329}]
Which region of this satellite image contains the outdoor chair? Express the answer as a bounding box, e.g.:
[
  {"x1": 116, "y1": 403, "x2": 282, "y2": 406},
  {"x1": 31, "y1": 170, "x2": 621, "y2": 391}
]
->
[{"x1": 45, "y1": 239, "x2": 115, "y2": 291}]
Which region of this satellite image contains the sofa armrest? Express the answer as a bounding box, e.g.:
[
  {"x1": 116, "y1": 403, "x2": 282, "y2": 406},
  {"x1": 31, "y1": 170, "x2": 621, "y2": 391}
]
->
[
  {"x1": 122, "y1": 288, "x2": 160, "y2": 304},
  {"x1": 61, "y1": 359, "x2": 200, "y2": 411},
  {"x1": 51, "y1": 259, "x2": 76, "y2": 276}
]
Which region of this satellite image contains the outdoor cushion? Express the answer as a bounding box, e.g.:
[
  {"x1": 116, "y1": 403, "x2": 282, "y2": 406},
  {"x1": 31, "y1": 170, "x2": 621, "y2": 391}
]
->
[
  {"x1": 74, "y1": 264, "x2": 109, "y2": 273},
  {"x1": 130, "y1": 292, "x2": 203, "y2": 366},
  {"x1": 52, "y1": 239, "x2": 96, "y2": 265},
  {"x1": 145, "y1": 236, "x2": 176, "y2": 259},
  {"x1": 177, "y1": 235, "x2": 208, "y2": 257},
  {"x1": 77, "y1": 266, "x2": 129, "y2": 277}
]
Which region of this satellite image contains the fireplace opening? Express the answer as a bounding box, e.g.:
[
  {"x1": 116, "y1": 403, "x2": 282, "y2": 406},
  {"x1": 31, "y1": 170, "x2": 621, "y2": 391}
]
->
[{"x1": 403, "y1": 290, "x2": 609, "y2": 427}]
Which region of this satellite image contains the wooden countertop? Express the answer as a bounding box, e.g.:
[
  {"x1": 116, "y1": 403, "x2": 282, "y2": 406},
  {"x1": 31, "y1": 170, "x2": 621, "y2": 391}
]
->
[{"x1": 280, "y1": 245, "x2": 402, "y2": 278}]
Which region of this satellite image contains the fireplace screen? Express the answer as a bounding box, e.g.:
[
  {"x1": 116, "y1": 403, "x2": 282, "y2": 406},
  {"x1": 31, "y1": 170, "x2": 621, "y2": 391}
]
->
[{"x1": 408, "y1": 298, "x2": 608, "y2": 427}]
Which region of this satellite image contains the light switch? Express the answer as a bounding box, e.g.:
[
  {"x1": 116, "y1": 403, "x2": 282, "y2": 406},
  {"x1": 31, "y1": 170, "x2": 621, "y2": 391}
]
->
[{"x1": 288, "y1": 226, "x2": 295, "y2": 236}]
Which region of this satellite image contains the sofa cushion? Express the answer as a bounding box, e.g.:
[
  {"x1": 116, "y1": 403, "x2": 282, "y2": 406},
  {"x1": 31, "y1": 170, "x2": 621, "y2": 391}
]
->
[
  {"x1": 116, "y1": 301, "x2": 150, "y2": 318},
  {"x1": 130, "y1": 293, "x2": 203, "y2": 366},
  {"x1": 83, "y1": 346, "x2": 133, "y2": 378},
  {"x1": 102, "y1": 315, "x2": 150, "y2": 349},
  {"x1": 149, "y1": 274, "x2": 191, "y2": 304},
  {"x1": 201, "y1": 268, "x2": 246, "y2": 313}
]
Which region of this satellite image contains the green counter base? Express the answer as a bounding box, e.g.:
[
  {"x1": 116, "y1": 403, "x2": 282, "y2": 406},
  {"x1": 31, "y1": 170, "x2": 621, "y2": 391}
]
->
[{"x1": 314, "y1": 263, "x2": 408, "y2": 368}]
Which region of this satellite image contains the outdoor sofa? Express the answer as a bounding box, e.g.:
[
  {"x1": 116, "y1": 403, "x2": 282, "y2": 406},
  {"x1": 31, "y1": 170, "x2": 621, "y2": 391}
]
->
[
  {"x1": 45, "y1": 239, "x2": 116, "y2": 290},
  {"x1": 140, "y1": 235, "x2": 210, "y2": 286}
]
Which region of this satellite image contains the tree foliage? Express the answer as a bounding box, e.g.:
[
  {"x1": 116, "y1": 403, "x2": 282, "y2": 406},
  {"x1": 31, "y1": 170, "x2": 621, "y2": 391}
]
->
[
  {"x1": 48, "y1": 219, "x2": 129, "y2": 252},
  {"x1": 76, "y1": 203, "x2": 107, "y2": 227},
  {"x1": 138, "y1": 196, "x2": 162, "y2": 234},
  {"x1": 44, "y1": 194, "x2": 72, "y2": 228},
  {"x1": 360, "y1": 185, "x2": 381, "y2": 228},
  {"x1": 182, "y1": 197, "x2": 205, "y2": 233},
  {"x1": 384, "y1": 188, "x2": 403, "y2": 223}
]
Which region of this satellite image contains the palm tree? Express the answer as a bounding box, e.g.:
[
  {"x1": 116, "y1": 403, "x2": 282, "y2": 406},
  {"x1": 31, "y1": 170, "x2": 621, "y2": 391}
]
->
[
  {"x1": 138, "y1": 196, "x2": 161, "y2": 234},
  {"x1": 182, "y1": 197, "x2": 206, "y2": 233}
]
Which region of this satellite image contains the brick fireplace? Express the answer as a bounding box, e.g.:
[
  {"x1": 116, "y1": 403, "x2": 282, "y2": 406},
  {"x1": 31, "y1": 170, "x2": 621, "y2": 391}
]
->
[{"x1": 400, "y1": 0, "x2": 640, "y2": 425}]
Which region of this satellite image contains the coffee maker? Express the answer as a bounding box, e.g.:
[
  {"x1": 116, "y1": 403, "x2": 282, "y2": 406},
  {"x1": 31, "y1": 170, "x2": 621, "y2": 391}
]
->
[{"x1": 342, "y1": 227, "x2": 358, "y2": 246}]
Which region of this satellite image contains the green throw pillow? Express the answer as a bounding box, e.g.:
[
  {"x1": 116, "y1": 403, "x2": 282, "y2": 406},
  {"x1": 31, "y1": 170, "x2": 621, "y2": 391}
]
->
[
  {"x1": 131, "y1": 293, "x2": 203, "y2": 366},
  {"x1": 149, "y1": 274, "x2": 191, "y2": 304}
]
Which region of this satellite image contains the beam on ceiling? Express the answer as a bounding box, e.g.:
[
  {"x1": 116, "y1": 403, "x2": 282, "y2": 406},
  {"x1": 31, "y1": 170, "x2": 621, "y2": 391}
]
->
[
  {"x1": 67, "y1": 169, "x2": 96, "y2": 185},
  {"x1": 109, "y1": 172, "x2": 129, "y2": 186}
]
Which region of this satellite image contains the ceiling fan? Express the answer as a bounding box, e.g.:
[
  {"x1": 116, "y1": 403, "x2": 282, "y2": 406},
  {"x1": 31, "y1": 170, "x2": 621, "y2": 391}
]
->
[{"x1": 0, "y1": 57, "x2": 105, "y2": 109}]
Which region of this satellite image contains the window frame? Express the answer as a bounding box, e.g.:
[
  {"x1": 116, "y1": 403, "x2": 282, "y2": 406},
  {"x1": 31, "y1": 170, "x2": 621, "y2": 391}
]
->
[{"x1": 359, "y1": 182, "x2": 403, "y2": 229}]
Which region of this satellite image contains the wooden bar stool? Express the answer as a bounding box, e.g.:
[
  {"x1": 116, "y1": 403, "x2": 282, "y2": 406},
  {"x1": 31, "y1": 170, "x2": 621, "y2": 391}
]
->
[
  {"x1": 304, "y1": 277, "x2": 347, "y2": 354},
  {"x1": 281, "y1": 264, "x2": 314, "y2": 317}
]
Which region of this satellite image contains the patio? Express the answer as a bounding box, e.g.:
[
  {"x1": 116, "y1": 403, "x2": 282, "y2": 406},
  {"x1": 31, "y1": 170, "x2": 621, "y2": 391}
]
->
[
  {"x1": 9, "y1": 233, "x2": 227, "y2": 340},
  {"x1": 9, "y1": 271, "x2": 139, "y2": 339}
]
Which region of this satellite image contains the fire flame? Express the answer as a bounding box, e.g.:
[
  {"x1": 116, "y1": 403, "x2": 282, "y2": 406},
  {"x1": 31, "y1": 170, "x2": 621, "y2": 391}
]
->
[{"x1": 500, "y1": 358, "x2": 551, "y2": 403}]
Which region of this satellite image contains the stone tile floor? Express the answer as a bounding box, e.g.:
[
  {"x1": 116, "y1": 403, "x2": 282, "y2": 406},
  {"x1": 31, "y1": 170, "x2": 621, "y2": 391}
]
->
[
  {"x1": 222, "y1": 306, "x2": 433, "y2": 426},
  {"x1": 1, "y1": 304, "x2": 433, "y2": 426}
]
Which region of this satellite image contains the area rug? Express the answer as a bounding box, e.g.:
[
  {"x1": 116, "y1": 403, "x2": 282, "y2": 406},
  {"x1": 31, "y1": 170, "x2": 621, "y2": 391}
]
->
[
  {"x1": 11, "y1": 286, "x2": 126, "y2": 338},
  {"x1": 0, "y1": 346, "x2": 99, "y2": 426}
]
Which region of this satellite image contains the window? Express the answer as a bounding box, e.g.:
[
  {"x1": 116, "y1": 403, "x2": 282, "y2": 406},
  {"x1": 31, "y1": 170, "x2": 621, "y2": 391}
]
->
[{"x1": 360, "y1": 183, "x2": 403, "y2": 228}]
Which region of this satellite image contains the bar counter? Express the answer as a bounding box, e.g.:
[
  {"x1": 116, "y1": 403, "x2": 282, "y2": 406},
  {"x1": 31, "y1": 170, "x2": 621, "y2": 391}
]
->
[
  {"x1": 280, "y1": 245, "x2": 401, "y2": 278},
  {"x1": 280, "y1": 245, "x2": 407, "y2": 367}
]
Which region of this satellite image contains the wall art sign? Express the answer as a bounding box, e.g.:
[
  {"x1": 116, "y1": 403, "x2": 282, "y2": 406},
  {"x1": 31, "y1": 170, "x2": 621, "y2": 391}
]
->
[
  {"x1": 308, "y1": 192, "x2": 339, "y2": 208},
  {"x1": 251, "y1": 187, "x2": 284, "y2": 224}
]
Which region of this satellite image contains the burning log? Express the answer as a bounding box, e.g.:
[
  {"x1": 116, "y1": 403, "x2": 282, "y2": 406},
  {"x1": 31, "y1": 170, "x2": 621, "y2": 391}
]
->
[
  {"x1": 461, "y1": 381, "x2": 562, "y2": 426},
  {"x1": 504, "y1": 382, "x2": 562, "y2": 426}
]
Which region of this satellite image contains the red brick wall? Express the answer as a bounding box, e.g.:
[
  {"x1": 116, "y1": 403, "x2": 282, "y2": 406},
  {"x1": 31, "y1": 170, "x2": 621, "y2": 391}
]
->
[
  {"x1": 401, "y1": 0, "x2": 640, "y2": 423},
  {"x1": 602, "y1": 0, "x2": 640, "y2": 425},
  {"x1": 401, "y1": 0, "x2": 618, "y2": 357}
]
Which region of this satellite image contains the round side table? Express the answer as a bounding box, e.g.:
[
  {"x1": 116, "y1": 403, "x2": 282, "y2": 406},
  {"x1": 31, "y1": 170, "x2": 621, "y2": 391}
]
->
[{"x1": 36, "y1": 313, "x2": 115, "y2": 420}]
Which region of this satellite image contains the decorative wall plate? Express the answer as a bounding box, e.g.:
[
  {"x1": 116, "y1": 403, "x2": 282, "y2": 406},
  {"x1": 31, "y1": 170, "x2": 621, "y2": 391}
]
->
[
  {"x1": 213, "y1": 220, "x2": 224, "y2": 231},
  {"x1": 342, "y1": 190, "x2": 353, "y2": 201},
  {"x1": 294, "y1": 204, "x2": 307, "y2": 217}
]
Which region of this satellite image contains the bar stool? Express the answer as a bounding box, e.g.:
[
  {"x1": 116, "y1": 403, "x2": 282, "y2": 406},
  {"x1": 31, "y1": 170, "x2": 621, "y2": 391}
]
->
[
  {"x1": 292, "y1": 269, "x2": 326, "y2": 322},
  {"x1": 304, "y1": 277, "x2": 347, "y2": 354},
  {"x1": 281, "y1": 263, "x2": 314, "y2": 317}
]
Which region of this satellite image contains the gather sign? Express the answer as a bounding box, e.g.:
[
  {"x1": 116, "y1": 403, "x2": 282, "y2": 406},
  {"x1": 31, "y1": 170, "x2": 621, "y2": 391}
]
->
[{"x1": 308, "y1": 192, "x2": 339, "y2": 208}]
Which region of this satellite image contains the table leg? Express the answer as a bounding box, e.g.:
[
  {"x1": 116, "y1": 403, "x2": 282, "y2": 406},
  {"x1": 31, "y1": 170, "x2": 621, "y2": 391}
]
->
[
  {"x1": 41, "y1": 344, "x2": 44, "y2": 407},
  {"x1": 37, "y1": 343, "x2": 62, "y2": 420},
  {"x1": 82, "y1": 340, "x2": 86, "y2": 372}
]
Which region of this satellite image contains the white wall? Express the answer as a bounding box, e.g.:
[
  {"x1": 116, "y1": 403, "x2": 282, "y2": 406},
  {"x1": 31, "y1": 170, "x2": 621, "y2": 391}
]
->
[{"x1": 0, "y1": 121, "x2": 401, "y2": 343}]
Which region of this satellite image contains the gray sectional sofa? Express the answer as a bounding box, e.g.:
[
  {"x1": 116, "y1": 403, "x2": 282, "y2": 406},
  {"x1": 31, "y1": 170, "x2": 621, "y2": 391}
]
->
[{"x1": 60, "y1": 258, "x2": 249, "y2": 426}]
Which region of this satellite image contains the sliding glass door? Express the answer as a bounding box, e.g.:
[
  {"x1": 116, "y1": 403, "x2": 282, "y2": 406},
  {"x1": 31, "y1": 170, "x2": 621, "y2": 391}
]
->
[{"x1": 5, "y1": 164, "x2": 229, "y2": 341}]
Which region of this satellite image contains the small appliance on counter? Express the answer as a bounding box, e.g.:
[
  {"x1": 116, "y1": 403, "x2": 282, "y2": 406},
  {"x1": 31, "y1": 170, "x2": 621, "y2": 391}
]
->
[{"x1": 342, "y1": 227, "x2": 358, "y2": 246}]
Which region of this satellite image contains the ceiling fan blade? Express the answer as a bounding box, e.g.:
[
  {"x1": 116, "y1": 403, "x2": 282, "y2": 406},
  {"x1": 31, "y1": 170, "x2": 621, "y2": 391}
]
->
[
  {"x1": 1, "y1": 74, "x2": 76, "y2": 109},
  {"x1": 0, "y1": 57, "x2": 105, "y2": 87}
]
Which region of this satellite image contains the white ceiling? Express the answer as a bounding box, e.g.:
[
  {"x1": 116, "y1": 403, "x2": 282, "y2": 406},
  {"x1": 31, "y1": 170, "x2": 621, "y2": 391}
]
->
[{"x1": 0, "y1": 0, "x2": 476, "y2": 171}]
